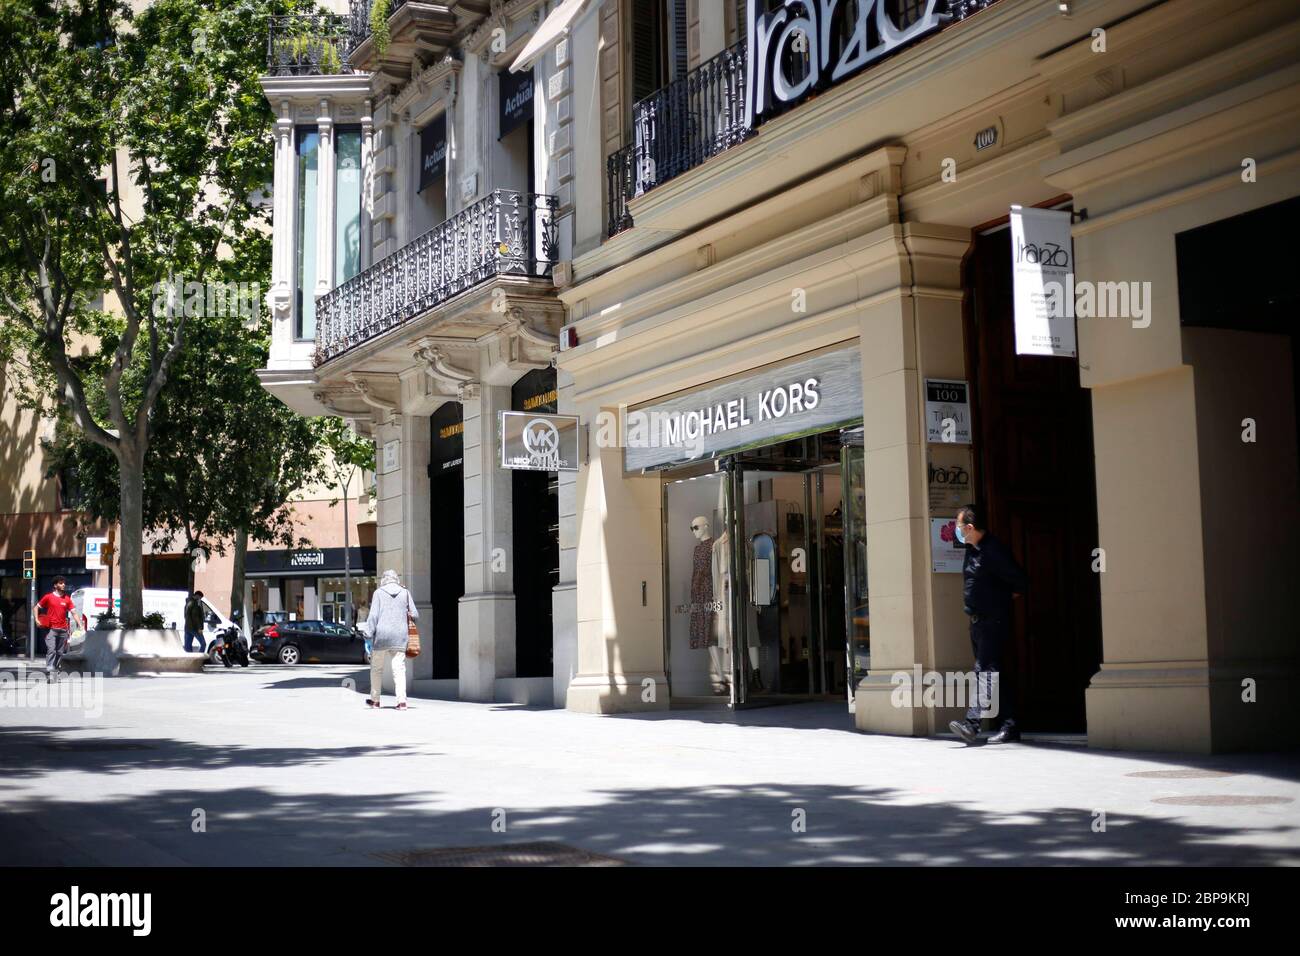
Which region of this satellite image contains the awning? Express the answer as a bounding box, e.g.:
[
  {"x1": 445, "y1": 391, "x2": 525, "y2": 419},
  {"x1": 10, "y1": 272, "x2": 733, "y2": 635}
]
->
[{"x1": 510, "y1": 0, "x2": 590, "y2": 73}]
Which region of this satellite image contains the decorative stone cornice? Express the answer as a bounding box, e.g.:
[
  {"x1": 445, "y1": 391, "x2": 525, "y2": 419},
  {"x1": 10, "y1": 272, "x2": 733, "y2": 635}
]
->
[
  {"x1": 345, "y1": 373, "x2": 400, "y2": 425},
  {"x1": 464, "y1": 0, "x2": 546, "y2": 58},
  {"x1": 413, "y1": 338, "x2": 479, "y2": 398},
  {"x1": 392, "y1": 52, "x2": 463, "y2": 115}
]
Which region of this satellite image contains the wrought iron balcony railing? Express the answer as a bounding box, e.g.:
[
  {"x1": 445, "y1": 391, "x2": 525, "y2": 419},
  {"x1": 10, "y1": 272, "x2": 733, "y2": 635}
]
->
[
  {"x1": 266, "y1": 14, "x2": 361, "y2": 76},
  {"x1": 346, "y1": 0, "x2": 414, "y2": 45},
  {"x1": 314, "y1": 190, "x2": 560, "y2": 366},
  {"x1": 606, "y1": 0, "x2": 999, "y2": 237}
]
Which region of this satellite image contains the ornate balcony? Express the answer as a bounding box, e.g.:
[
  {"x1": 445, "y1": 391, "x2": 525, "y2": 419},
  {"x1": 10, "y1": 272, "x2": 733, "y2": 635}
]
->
[
  {"x1": 606, "y1": 0, "x2": 1001, "y2": 236},
  {"x1": 266, "y1": 14, "x2": 363, "y2": 77},
  {"x1": 314, "y1": 190, "x2": 559, "y2": 366},
  {"x1": 346, "y1": 0, "x2": 483, "y2": 80}
]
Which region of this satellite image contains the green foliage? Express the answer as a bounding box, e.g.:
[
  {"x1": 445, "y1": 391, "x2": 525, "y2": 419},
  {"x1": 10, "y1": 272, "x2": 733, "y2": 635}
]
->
[
  {"x1": 140, "y1": 611, "x2": 166, "y2": 629},
  {"x1": 370, "y1": 0, "x2": 391, "y2": 56},
  {"x1": 0, "y1": 0, "x2": 297, "y2": 624},
  {"x1": 44, "y1": 310, "x2": 357, "y2": 566},
  {"x1": 273, "y1": 19, "x2": 346, "y2": 74}
]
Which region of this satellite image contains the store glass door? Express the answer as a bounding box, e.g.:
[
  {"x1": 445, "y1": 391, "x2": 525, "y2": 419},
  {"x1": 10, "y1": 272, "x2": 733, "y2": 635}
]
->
[
  {"x1": 839, "y1": 431, "x2": 869, "y2": 706},
  {"x1": 732, "y1": 466, "x2": 814, "y2": 701}
]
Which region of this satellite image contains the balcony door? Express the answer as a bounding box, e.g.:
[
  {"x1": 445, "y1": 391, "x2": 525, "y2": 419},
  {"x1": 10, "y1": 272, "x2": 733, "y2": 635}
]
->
[
  {"x1": 498, "y1": 67, "x2": 535, "y2": 197},
  {"x1": 413, "y1": 114, "x2": 448, "y2": 237}
]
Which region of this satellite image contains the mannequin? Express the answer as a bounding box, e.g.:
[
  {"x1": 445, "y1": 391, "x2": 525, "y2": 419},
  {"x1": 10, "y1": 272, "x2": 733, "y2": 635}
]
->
[{"x1": 688, "y1": 516, "x2": 716, "y2": 651}]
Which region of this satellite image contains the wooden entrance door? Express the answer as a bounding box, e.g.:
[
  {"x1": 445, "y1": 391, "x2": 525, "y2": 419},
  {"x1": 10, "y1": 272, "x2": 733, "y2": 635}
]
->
[{"x1": 963, "y1": 220, "x2": 1102, "y2": 732}]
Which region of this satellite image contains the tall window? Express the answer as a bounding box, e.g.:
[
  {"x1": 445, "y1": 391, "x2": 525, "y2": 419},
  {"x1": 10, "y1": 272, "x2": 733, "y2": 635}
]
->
[
  {"x1": 335, "y1": 126, "x2": 363, "y2": 286},
  {"x1": 295, "y1": 127, "x2": 321, "y2": 340}
]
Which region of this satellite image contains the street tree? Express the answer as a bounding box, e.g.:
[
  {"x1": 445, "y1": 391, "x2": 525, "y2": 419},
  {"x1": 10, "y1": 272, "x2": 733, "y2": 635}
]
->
[
  {"x1": 0, "y1": 0, "x2": 297, "y2": 624},
  {"x1": 44, "y1": 307, "x2": 345, "y2": 611}
]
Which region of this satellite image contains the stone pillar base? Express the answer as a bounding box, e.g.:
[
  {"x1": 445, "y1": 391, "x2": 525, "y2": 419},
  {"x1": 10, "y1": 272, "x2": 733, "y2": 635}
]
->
[
  {"x1": 1087, "y1": 662, "x2": 1300, "y2": 753},
  {"x1": 566, "y1": 672, "x2": 671, "y2": 714},
  {"x1": 458, "y1": 592, "x2": 515, "y2": 702},
  {"x1": 853, "y1": 672, "x2": 930, "y2": 736}
]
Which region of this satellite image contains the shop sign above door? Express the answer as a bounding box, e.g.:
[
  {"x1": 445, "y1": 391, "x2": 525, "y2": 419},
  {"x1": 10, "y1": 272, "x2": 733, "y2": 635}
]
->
[
  {"x1": 744, "y1": 0, "x2": 951, "y2": 130},
  {"x1": 500, "y1": 411, "x2": 579, "y2": 472},
  {"x1": 624, "y1": 344, "x2": 862, "y2": 473},
  {"x1": 1010, "y1": 205, "x2": 1077, "y2": 358}
]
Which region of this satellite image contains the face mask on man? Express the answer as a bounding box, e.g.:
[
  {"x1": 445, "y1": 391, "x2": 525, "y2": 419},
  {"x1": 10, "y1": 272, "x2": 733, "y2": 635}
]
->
[{"x1": 955, "y1": 523, "x2": 967, "y2": 545}]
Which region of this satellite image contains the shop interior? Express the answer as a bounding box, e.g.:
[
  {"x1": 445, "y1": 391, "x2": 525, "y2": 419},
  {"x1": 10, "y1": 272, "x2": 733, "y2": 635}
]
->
[{"x1": 662, "y1": 428, "x2": 867, "y2": 707}]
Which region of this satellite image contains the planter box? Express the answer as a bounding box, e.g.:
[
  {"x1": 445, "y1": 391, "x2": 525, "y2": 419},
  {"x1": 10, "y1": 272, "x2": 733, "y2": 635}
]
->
[{"x1": 61, "y1": 628, "x2": 206, "y2": 677}]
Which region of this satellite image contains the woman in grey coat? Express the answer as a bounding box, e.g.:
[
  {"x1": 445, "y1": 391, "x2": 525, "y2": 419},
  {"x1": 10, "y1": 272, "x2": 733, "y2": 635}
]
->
[{"x1": 366, "y1": 569, "x2": 418, "y2": 710}]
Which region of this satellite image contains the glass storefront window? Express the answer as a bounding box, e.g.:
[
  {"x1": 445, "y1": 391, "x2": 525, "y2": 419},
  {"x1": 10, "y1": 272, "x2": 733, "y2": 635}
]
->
[
  {"x1": 318, "y1": 575, "x2": 377, "y2": 629},
  {"x1": 335, "y1": 127, "x2": 362, "y2": 286},
  {"x1": 664, "y1": 473, "x2": 732, "y2": 698},
  {"x1": 295, "y1": 127, "x2": 320, "y2": 340}
]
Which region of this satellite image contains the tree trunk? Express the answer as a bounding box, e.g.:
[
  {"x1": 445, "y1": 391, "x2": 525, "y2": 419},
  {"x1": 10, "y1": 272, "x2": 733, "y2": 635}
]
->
[
  {"x1": 230, "y1": 527, "x2": 248, "y2": 636},
  {"x1": 116, "y1": 440, "x2": 146, "y2": 626}
]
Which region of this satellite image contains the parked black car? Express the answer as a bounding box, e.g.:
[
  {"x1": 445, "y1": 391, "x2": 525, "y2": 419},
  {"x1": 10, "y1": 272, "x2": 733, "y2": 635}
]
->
[{"x1": 251, "y1": 620, "x2": 370, "y2": 665}]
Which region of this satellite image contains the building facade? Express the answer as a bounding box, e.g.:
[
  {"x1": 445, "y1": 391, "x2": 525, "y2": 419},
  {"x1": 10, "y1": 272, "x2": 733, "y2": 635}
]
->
[
  {"x1": 259, "y1": 0, "x2": 575, "y2": 705},
  {"x1": 260, "y1": 0, "x2": 1299, "y2": 752}
]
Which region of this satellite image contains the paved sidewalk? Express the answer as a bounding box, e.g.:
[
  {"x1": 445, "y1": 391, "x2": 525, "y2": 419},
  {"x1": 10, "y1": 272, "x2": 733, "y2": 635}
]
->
[{"x1": 1, "y1": 665, "x2": 1297, "y2": 866}]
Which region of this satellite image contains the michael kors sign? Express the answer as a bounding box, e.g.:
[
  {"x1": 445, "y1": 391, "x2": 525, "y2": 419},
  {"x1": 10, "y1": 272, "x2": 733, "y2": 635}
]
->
[
  {"x1": 744, "y1": 0, "x2": 950, "y2": 130},
  {"x1": 624, "y1": 344, "x2": 862, "y2": 472}
]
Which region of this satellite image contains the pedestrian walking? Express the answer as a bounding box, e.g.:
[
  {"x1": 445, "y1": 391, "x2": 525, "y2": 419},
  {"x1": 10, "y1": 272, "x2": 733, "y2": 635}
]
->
[
  {"x1": 35, "y1": 576, "x2": 76, "y2": 677},
  {"x1": 365, "y1": 569, "x2": 418, "y2": 710},
  {"x1": 184, "y1": 591, "x2": 208, "y2": 654},
  {"x1": 948, "y1": 504, "x2": 1029, "y2": 745}
]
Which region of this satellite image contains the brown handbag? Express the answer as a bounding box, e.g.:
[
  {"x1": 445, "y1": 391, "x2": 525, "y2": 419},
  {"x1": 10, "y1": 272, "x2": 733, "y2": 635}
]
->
[{"x1": 405, "y1": 601, "x2": 421, "y2": 658}]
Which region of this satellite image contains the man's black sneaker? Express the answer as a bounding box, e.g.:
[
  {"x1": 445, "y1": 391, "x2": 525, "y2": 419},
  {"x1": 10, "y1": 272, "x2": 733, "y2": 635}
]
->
[
  {"x1": 948, "y1": 719, "x2": 979, "y2": 744},
  {"x1": 988, "y1": 722, "x2": 1021, "y2": 744}
]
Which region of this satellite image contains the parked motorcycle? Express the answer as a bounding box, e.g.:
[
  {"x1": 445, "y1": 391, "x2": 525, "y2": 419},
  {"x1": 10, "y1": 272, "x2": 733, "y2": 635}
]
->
[{"x1": 212, "y1": 610, "x2": 250, "y2": 668}]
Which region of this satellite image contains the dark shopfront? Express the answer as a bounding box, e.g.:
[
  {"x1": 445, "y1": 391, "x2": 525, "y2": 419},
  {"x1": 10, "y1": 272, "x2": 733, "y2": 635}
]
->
[
  {"x1": 244, "y1": 546, "x2": 377, "y2": 628},
  {"x1": 511, "y1": 368, "x2": 560, "y2": 680},
  {"x1": 429, "y1": 401, "x2": 465, "y2": 680}
]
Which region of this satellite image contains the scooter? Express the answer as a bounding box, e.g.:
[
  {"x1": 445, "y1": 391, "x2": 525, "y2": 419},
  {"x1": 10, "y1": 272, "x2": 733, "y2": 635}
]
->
[{"x1": 213, "y1": 611, "x2": 250, "y2": 668}]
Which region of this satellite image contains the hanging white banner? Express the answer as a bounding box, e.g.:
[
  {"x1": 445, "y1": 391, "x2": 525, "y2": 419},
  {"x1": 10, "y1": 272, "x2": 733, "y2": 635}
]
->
[{"x1": 1010, "y1": 205, "x2": 1077, "y2": 358}]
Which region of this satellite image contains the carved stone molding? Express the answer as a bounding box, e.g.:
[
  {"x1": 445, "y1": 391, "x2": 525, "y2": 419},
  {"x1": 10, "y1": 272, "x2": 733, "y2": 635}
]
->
[
  {"x1": 345, "y1": 373, "x2": 400, "y2": 425},
  {"x1": 392, "y1": 52, "x2": 463, "y2": 116},
  {"x1": 413, "y1": 338, "x2": 479, "y2": 398}
]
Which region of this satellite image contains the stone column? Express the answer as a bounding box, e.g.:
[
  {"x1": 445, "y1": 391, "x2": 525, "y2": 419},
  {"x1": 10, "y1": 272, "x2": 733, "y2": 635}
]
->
[
  {"x1": 552, "y1": 367, "x2": 579, "y2": 707},
  {"x1": 852, "y1": 222, "x2": 972, "y2": 736},
  {"x1": 267, "y1": 100, "x2": 296, "y2": 358},
  {"x1": 360, "y1": 97, "x2": 374, "y2": 273},
  {"x1": 314, "y1": 100, "x2": 336, "y2": 301},
  {"x1": 401, "y1": 412, "x2": 433, "y2": 681},
  {"x1": 566, "y1": 403, "x2": 669, "y2": 714},
  {"x1": 458, "y1": 382, "x2": 515, "y2": 701},
  {"x1": 374, "y1": 417, "x2": 405, "y2": 581}
]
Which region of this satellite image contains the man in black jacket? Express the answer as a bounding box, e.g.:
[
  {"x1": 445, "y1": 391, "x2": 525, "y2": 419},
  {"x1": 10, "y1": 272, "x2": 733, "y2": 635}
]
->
[{"x1": 948, "y1": 504, "x2": 1028, "y2": 745}]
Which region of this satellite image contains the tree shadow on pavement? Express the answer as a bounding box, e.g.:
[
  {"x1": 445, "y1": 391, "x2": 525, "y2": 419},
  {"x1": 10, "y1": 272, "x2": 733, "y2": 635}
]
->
[
  {"x1": 0, "y1": 724, "x2": 430, "y2": 776},
  {"x1": 0, "y1": 726, "x2": 1295, "y2": 867}
]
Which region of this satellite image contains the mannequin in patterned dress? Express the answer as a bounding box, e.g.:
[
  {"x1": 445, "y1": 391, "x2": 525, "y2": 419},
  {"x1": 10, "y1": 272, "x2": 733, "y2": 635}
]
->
[{"x1": 689, "y1": 516, "x2": 716, "y2": 649}]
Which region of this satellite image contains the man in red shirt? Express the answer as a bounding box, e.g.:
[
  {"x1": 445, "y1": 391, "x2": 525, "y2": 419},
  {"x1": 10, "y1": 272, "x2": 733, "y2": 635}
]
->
[{"x1": 36, "y1": 576, "x2": 76, "y2": 676}]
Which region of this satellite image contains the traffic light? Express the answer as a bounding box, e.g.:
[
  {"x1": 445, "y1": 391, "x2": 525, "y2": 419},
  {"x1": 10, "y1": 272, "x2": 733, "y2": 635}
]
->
[{"x1": 22, "y1": 550, "x2": 35, "y2": 580}]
